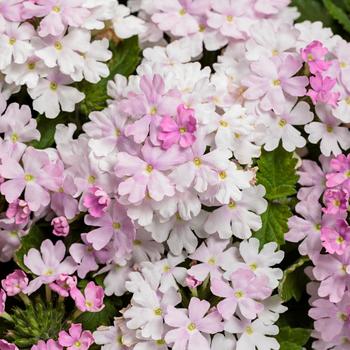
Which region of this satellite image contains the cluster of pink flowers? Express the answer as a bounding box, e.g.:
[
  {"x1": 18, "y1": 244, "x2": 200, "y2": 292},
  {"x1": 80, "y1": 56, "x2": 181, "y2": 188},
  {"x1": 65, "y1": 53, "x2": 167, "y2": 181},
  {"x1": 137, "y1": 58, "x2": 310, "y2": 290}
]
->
[
  {"x1": 286, "y1": 153, "x2": 350, "y2": 349},
  {"x1": 0, "y1": 0, "x2": 146, "y2": 118}
]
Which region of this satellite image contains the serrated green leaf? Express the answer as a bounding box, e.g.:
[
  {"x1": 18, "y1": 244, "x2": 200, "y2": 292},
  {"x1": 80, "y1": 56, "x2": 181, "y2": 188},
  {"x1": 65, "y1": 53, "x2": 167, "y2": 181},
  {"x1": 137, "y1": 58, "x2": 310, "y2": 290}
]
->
[
  {"x1": 277, "y1": 326, "x2": 311, "y2": 350},
  {"x1": 76, "y1": 298, "x2": 118, "y2": 331},
  {"x1": 323, "y1": 0, "x2": 350, "y2": 33},
  {"x1": 14, "y1": 226, "x2": 45, "y2": 273},
  {"x1": 278, "y1": 256, "x2": 310, "y2": 302},
  {"x1": 79, "y1": 36, "x2": 140, "y2": 115},
  {"x1": 253, "y1": 202, "x2": 292, "y2": 245},
  {"x1": 292, "y1": 0, "x2": 334, "y2": 26},
  {"x1": 257, "y1": 147, "x2": 298, "y2": 201}
]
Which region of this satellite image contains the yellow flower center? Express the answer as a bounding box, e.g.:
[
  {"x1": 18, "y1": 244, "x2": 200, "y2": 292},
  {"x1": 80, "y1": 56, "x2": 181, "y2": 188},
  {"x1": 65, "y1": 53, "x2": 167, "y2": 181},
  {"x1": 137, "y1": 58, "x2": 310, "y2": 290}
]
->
[
  {"x1": 228, "y1": 201, "x2": 236, "y2": 208},
  {"x1": 336, "y1": 236, "x2": 345, "y2": 244},
  {"x1": 54, "y1": 41, "x2": 62, "y2": 50},
  {"x1": 273, "y1": 79, "x2": 281, "y2": 86},
  {"x1": 154, "y1": 308, "x2": 162, "y2": 316},
  {"x1": 326, "y1": 125, "x2": 333, "y2": 133},
  {"x1": 44, "y1": 268, "x2": 54, "y2": 276},
  {"x1": 340, "y1": 61, "x2": 347, "y2": 69},
  {"x1": 179, "y1": 8, "x2": 186, "y2": 16},
  {"x1": 249, "y1": 263, "x2": 257, "y2": 271},
  {"x1": 156, "y1": 339, "x2": 166, "y2": 345},
  {"x1": 88, "y1": 175, "x2": 96, "y2": 184},
  {"x1": 234, "y1": 290, "x2": 244, "y2": 298},
  {"x1": 74, "y1": 341, "x2": 81, "y2": 348},
  {"x1": 219, "y1": 171, "x2": 227, "y2": 179},
  {"x1": 226, "y1": 15, "x2": 234, "y2": 22},
  {"x1": 11, "y1": 133, "x2": 19, "y2": 142},
  {"x1": 279, "y1": 119, "x2": 287, "y2": 127},
  {"x1": 150, "y1": 106, "x2": 158, "y2": 115},
  {"x1": 246, "y1": 326, "x2": 254, "y2": 335},
  {"x1": 24, "y1": 174, "x2": 34, "y2": 182},
  {"x1": 220, "y1": 120, "x2": 228, "y2": 127},
  {"x1": 133, "y1": 239, "x2": 142, "y2": 246},
  {"x1": 163, "y1": 264, "x2": 171, "y2": 272},
  {"x1": 115, "y1": 128, "x2": 121, "y2": 137},
  {"x1": 307, "y1": 53, "x2": 314, "y2": 61},
  {"x1": 199, "y1": 24, "x2": 206, "y2": 32},
  {"x1": 179, "y1": 127, "x2": 187, "y2": 134},
  {"x1": 187, "y1": 323, "x2": 196, "y2": 331},
  {"x1": 52, "y1": 6, "x2": 61, "y2": 12},
  {"x1": 113, "y1": 222, "x2": 121, "y2": 230},
  {"x1": 27, "y1": 62, "x2": 36, "y2": 70},
  {"x1": 272, "y1": 49, "x2": 279, "y2": 56},
  {"x1": 208, "y1": 257, "x2": 216, "y2": 265},
  {"x1": 50, "y1": 82, "x2": 58, "y2": 91},
  {"x1": 85, "y1": 300, "x2": 93, "y2": 308},
  {"x1": 193, "y1": 157, "x2": 202, "y2": 167},
  {"x1": 146, "y1": 164, "x2": 153, "y2": 173},
  {"x1": 8, "y1": 38, "x2": 16, "y2": 45}
]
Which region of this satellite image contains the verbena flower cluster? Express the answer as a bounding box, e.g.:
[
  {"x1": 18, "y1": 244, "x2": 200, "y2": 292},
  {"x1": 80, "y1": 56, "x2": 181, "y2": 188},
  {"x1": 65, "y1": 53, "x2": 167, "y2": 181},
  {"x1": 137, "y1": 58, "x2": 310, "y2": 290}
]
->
[{"x1": 0, "y1": 0, "x2": 349, "y2": 350}]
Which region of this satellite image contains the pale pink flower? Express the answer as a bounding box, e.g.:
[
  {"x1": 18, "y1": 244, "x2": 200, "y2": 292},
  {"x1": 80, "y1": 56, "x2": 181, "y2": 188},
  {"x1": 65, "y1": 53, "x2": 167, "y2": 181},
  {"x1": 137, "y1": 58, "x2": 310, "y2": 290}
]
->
[
  {"x1": 243, "y1": 55, "x2": 308, "y2": 114},
  {"x1": 321, "y1": 219, "x2": 350, "y2": 255},
  {"x1": 23, "y1": 239, "x2": 76, "y2": 294},
  {"x1": 307, "y1": 73, "x2": 340, "y2": 107},
  {"x1": 58, "y1": 323, "x2": 94, "y2": 350},
  {"x1": 0, "y1": 289, "x2": 5, "y2": 314},
  {"x1": 6, "y1": 199, "x2": 31, "y2": 225},
  {"x1": 165, "y1": 297, "x2": 223, "y2": 350},
  {"x1": 85, "y1": 200, "x2": 135, "y2": 253},
  {"x1": 301, "y1": 40, "x2": 332, "y2": 74},
  {"x1": 71, "y1": 281, "x2": 105, "y2": 312},
  {"x1": 0, "y1": 147, "x2": 54, "y2": 211},
  {"x1": 158, "y1": 104, "x2": 197, "y2": 149},
  {"x1": 0, "y1": 21, "x2": 34, "y2": 70},
  {"x1": 254, "y1": 0, "x2": 290, "y2": 14},
  {"x1": 31, "y1": 340, "x2": 62, "y2": 350},
  {"x1": 186, "y1": 275, "x2": 202, "y2": 288},
  {"x1": 211, "y1": 268, "x2": 271, "y2": 320},
  {"x1": 49, "y1": 274, "x2": 77, "y2": 298},
  {"x1": 326, "y1": 153, "x2": 350, "y2": 190},
  {"x1": 0, "y1": 0, "x2": 24, "y2": 21},
  {"x1": 83, "y1": 186, "x2": 111, "y2": 218},
  {"x1": 1, "y1": 269, "x2": 28, "y2": 296},
  {"x1": 0, "y1": 340, "x2": 18, "y2": 350},
  {"x1": 24, "y1": 0, "x2": 90, "y2": 37}
]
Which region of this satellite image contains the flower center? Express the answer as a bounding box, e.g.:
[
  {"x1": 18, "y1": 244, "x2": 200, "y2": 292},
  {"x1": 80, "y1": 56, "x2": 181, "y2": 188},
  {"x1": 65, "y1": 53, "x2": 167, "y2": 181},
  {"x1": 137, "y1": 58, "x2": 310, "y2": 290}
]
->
[
  {"x1": 219, "y1": 171, "x2": 227, "y2": 179},
  {"x1": 24, "y1": 174, "x2": 34, "y2": 182},
  {"x1": 8, "y1": 38, "x2": 16, "y2": 45},
  {"x1": 272, "y1": 49, "x2": 279, "y2": 56},
  {"x1": 50, "y1": 82, "x2": 58, "y2": 91},
  {"x1": 27, "y1": 62, "x2": 36, "y2": 70},
  {"x1": 336, "y1": 236, "x2": 345, "y2": 244},
  {"x1": 315, "y1": 223, "x2": 321, "y2": 231},
  {"x1": 326, "y1": 125, "x2": 333, "y2": 133},
  {"x1": 226, "y1": 15, "x2": 233, "y2": 22},
  {"x1": 74, "y1": 341, "x2": 81, "y2": 348},
  {"x1": 115, "y1": 128, "x2": 121, "y2": 136},
  {"x1": 88, "y1": 175, "x2": 96, "y2": 184},
  {"x1": 199, "y1": 24, "x2": 206, "y2": 32},
  {"x1": 179, "y1": 8, "x2": 186, "y2": 16},
  {"x1": 208, "y1": 257, "x2": 216, "y2": 265},
  {"x1": 234, "y1": 290, "x2": 244, "y2": 298},
  {"x1": 146, "y1": 164, "x2": 153, "y2": 173},
  {"x1": 346, "y1": 96, "x2": 350, "y2": 105},
  {"x1": 307, "y1": 53, "x2": 314, "y2": 61},
  {"x1": 220, "y1": 120, "x2": 228, "y2": 127},
  {"x1": 249, "y1": 263, "x2": 257, "y2": 271},
  {"x1": 11, "y1": 133, "x2": 19, "y2": 142},
  {"x1": 52, "y1": 6, "x2": 61, "y2": 12},
  {"x1": 193, "y1": 157, "x2": 202, "y2": 167},
  {"x1": 179, "y1": 127, "x2": 187, "y2": 134},
  {"x1": 156, "y1": 339, "x2": 166, "y2": 345},
  {"x1": 187, "y1": 323, "x2": 196, "y2": 331},
  {"x1": 246, "y1": 326, "x2": 254, "y2": 335},
  {"x1": 228, "y1": 201, "x2": 236, "y2": 208},
  {"x1": 150, "y1": 106, "x2": 157, "y2": 115},
  {"x1": 133, "y1": 239, "x2": 142, "y2": 246},
  {"x1": 54, "y1": 41, "x2": 62, "y2": 50},
  {"x1": 339, "y1": 312, "x2": 348, "y2": 321},
  {"x1": 340, "y1": 61, "x2": 347, "y2": 69},
  {"x1": 44, "y1": 268, "x2": 54, "y2": 276},
  {"x1": 273, "y1": 79, "x2": 281, "y2": 86},
  {"x1": 113, "y1": 222, "x2": 121, "y2": 230},
  {"x1": 85, "y1": 300, "x2": 93, "y2": 308},
  {"x1": 279, "y1": 119, "x2": 287, "y2": 127},
  {"x1": 154, "y1": 308, "x2": 162, "y2": 316}
]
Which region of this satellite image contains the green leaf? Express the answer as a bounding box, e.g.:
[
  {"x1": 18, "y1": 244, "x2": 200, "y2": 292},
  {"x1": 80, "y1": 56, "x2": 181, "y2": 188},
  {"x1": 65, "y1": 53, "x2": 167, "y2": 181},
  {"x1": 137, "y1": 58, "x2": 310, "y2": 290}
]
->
[
  {"x1": 253, "y1": 202, "x2": 292, "y2": 246},
  {"x1": 76, "y1": 298, "x2": 119, "y2": 331},
  {"x1": 257, "y1": 147, "x2": 298, "y2": 201},
  {"x1": 323, "y1": 0, "x2": 350, "y2": 33},
  {"x1": 277, "y1": 326, "x2": 311, "y2": 350},
  {"x1": 15, "y1": 225, "x2": 44, "y2": 273},
  {"x1": 278, "y1": 256, "x2": 310, "y2": 302},
  {"x1": 30, "y1": 114, "x2": 68, "y2": 149},
  {"x1": 79, "y1": 36, "x2": 140, "y2": 115},
  {"x1": 292, "y1": 0, "x2": 334, "y2": 26}
]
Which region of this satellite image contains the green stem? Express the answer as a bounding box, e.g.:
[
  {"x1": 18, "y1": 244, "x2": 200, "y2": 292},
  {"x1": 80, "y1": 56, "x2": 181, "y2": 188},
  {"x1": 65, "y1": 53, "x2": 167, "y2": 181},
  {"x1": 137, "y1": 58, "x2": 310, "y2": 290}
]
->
[
  {"x1": 58, "y1": 295, "x2": 65, "y2": 305},
  {"x1": 19, "y1": 293, "x2": 31, "y2": 306},
  {"x1": 0, "y1": 312, "x2": 14, "y2": 323},
  {"x1": 45, "y1": 285, "x2": 52, "y2": 303},
  {"x1": 190, "y1": 287, "x2": 198, "y2": 298},
  {"x1": 71, "y1": 309, "x2": 83, "y2": 321}
]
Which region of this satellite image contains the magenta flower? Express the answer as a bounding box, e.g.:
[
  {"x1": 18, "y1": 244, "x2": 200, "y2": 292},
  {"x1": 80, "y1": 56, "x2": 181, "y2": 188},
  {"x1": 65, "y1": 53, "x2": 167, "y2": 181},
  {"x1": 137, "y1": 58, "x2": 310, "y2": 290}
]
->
[
  {"x1": 321, "y1": 220, "x2": 350, "y2": 255},
  {"x1": 0, "y1": 289, "x2": 6, "y2": 314},
  {"x1": 165, "y1": 297, "x2": 223, "y2": 350},
  {"x1": 6, "y1": 199, "x2": 31, "y2": 225},
  {"x1": 23, "y1": 239, "x2": 76, "y2": 294},
  {"x1": 23, "y1": 0, "x2": 90, "y2": 37},
  {"x1": 83, "y1": 186, "x2": 111, "y2": 218},
  {"x1": 326, "y1": 154, "x2": 350, "y2": 191},
  {"x1": 58, "y1": 323, "x2": 94, "y2": 350},
  {"x1": 211, "y1": 269, "x2": 271, "y2": 320},
  {"x1": 85, "y1": 200, "x2": 135, "y2": 253},
  {"x1": 0, "y1": 147, "x2": 54, "y2": 211},
  {"x1": 301, "y1": 40, "x2": 332, "y2": 74},
  {"x1": 49, "y1": 274, "x2": 77, "y2": 298},
  {"x1": 51, "y1": 216, "x2": 70, "y2": 237},
  {"x1": 323, "y1": 188, "x2": 349, "y2": 215},
  {"x1": 0, "y1": 340, "x2": 18, "y2": 350},
  {"x1": 158, "y1": 104, "x2": 197, "y2": 150},
  {"x1": 1, "y1": 269, "x2": 28, "y2": 296},
  {"x1": 71, "y1": 281, "x2": 104, "y2": 313},
  {"x1": 31, "y1": 340, "x2": 62, "y2": 350},
  {"x1": 243, "y1": 55, "x2": 308, "y2": 114},
  {"x1": 307, "y1": 72, "x2": 340, "y2": 107}
]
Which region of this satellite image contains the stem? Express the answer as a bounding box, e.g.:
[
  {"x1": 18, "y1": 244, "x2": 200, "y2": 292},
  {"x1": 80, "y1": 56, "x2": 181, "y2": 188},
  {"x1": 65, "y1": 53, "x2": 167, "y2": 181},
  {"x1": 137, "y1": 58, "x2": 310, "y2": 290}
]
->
[
  {"x1": 71, "y1": 309, "x2": 83, "y2": 321},
  {"x1": 58, "y1": 295, "x2": 65, "y2": 304},
  {"x1": 190, "y1": 287, "x2": 198, "y2": 298},
  {"x1": 45, "y1": 285, "x2": 52, "y2": 303},
  {"x1": 19, "y1": 292, "x2": 31, "y2": 306},
  {"x1": 0, "y1": 312, "x2": 14, "y2": 323}
]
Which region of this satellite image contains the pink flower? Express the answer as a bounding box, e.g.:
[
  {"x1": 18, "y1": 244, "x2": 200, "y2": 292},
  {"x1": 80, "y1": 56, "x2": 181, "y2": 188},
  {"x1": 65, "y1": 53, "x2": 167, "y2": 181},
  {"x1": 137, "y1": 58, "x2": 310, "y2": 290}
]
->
[
  {"x1": 323, "y1": 189, "x2": 349, "y2": 215},
  {"x1": 1, "y1": 269, "x2": 28, "y2": 296},
  {"x1": 122, "y1": 74, "x2": 180, "y2": 144},
  {"x1": 211, "y1": 269, "x2": 271, "y2": 320},
  {"x1": 116, "y1": 142, "x2": 186, "y2": 203},
  {"x1": 301, "y1": 41, "x2": 332, "y2": 74},
  {"x1": 321, "y1": 220, "x2": 350, "y2": 255},
  {"x1": 0, "y1": 0, "x2": 25, "y2": 21},
  {"x1": 49, "y1": 274, "x2": 77, "y2": 298},
  {"x1": 326, "y1": 154, "x2": 350, "y2": 191},
  {"x1": 0, "y1": 340, "x2": 18, "y2": 350},
  {"x1": 307, "y1": 72, "x2": 340, "y2": 107},
  {"x1": 31, "y1": 340, "x2": 62, "y2": 350},
  {"x1": 71, "y1": 281, "x2": 105, "y2": 313},
  {"x1": 0, "y1": 289, "x2": 6, "y2": 314},
  {"x1": 83, "y1": 186, "x2": 111, "y2": 218},
  {"x1": 51, "y1": 216, "x2": 70, "y2": 237},
  {"x1": 165, "y1": 297, "x2": 223, "y2": 350},
  {"x1": 58, "y1": 323, "x2": 94, "y2": 350},
  {"x1": 85, "y1": 200, "x2": 135, "y2": 253},
  {"x1": 23, "y1": 239, "x2": 76, "y2": 294},
  {"x1": 185, "y1": 275, "x2": 202, "y2": 289},
  {"x1": 158, "y1": 104, "x2": 197, "y2": 150},
  {"x1": 243, "y1": 55, "x2": 309, "y2": 114},
  {"x1": 6, "y1": 199, "x2": 31, "y2": 225},
  {"x1": 0, "y1": 147, "x2": 54, "y2": 211},
  {"x1": 23, "y1": 0, "x2": 90, "y2": 37},
  {"x1": 254, "y1": 0, "x2": 290, "y2": 14}
]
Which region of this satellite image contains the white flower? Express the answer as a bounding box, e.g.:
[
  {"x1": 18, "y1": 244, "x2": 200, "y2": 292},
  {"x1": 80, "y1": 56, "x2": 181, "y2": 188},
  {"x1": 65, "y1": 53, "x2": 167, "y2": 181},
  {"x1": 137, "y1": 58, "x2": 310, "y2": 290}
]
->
[
  {"x1": 28, "y1": 71, "x2": 85, "y2": 119},
  {"x1": 112, "y1": 4, "x2": 146, "y2": 39},
  {"x1": 211, "y1": 333, "x2": 237, "y2": 350},
  {"x1": 102, "y1": 262, "x2": 132, "y2": 297},
  {"x1": 82, "y1": 0, "x2": 115, "y2": 30},
  {"x1": 259, "y1": 295, "x2": 288, "y2": 326}
]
